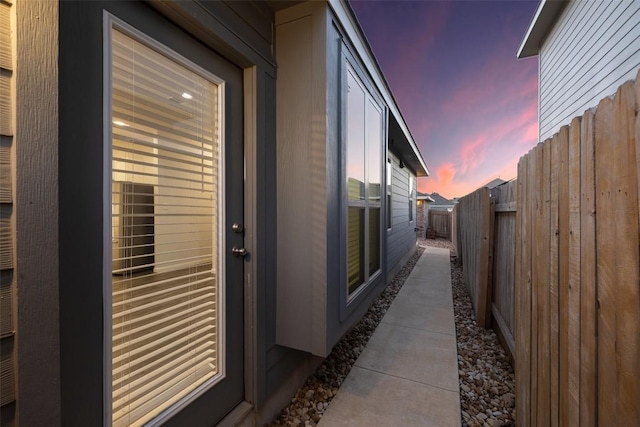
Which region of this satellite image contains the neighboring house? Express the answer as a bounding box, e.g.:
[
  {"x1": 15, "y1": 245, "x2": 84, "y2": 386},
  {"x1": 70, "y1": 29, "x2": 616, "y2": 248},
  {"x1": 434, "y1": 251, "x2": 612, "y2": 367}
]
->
[
  {"x1": 426, "y1": 192, "x2": 456, "y2": 211},
  {"x1": 518, "y1": 0, "x2": 640, "y2": 140},
  {"x1": 416, "y1": 192, "x2": 434, "y2": 237},
  {"x1": 0, "y1": 1, "x2": 427, "y2": 427},
  {"x1": 482, "y1": 177, "x2": 507, "y2": 190}
]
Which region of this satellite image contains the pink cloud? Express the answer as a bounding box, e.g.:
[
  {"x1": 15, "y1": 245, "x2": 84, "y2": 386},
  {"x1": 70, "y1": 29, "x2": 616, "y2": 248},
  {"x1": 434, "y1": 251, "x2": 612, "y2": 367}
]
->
[{"x1": 459, "y1": 135, "x2": 488, "y2": 174}]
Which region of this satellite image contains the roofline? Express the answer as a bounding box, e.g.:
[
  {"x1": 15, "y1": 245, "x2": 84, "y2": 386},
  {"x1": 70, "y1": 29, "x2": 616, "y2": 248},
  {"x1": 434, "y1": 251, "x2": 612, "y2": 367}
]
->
[
  {"x1": 517, "y1": 0, "x2": 568, "y2": 59},
  {"x1": 330, "y1": 0, "x2": 429, "y2": 176}
]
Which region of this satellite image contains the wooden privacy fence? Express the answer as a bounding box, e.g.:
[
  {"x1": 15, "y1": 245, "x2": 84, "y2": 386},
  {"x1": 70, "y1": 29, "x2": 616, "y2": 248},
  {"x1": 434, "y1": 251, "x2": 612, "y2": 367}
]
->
[
  {"x1": 453, "y1": 180, "x2": 517, "y2": 361},
  {"x1": 490, "y1": 181, "x2": 516, "y2": 360},
  {"x1": 515, "y1": 76, "x2": 640, "y2": 426},
  {"x1": 453, "y1": 187, "x2": 493, "y2": 329},
  {"x1": 427, "y1": 209, "x2": 451, "y2": 239}
]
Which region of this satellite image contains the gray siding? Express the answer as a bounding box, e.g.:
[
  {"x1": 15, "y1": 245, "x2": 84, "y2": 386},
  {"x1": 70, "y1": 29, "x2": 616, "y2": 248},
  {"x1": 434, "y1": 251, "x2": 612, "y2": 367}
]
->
[
  {"x1": 539, "y1": 0, "x2": 640, "y2": 140},
  {"x1": 386, "y1": 151, "x2": 417, "y2": 278}
]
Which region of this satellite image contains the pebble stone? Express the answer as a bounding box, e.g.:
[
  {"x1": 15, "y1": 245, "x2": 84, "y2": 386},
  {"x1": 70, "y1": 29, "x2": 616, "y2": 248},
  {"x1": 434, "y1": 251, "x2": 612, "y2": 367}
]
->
[{"x1": 268, "y1": 239, "x2": 516, "y2": 427}]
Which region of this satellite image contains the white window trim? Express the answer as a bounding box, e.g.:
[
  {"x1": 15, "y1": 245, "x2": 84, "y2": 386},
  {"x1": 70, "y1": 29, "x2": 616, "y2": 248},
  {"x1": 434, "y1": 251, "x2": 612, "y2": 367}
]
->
[{"x1": 102, "y1": 12, "x2": 227, "y2": 426}]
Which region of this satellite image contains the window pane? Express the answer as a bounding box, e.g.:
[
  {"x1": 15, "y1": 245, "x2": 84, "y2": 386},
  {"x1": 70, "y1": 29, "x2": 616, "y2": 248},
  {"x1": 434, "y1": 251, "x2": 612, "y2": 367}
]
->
[
  {"x1": 346, "y1": 69, "x2": 365, "y2": 202},
  {"x1": 367, "y1": 99, "x2": 382, "y2": 203},
  {"x1": 111, "y1": 29, "x2": 220, "y2": 427},
  {"x1": 347, "y1": 207, "x2": 365, "y2": 294},
  {"x1": 369, "y1": 207, "x2": 380, "y2": 275}
]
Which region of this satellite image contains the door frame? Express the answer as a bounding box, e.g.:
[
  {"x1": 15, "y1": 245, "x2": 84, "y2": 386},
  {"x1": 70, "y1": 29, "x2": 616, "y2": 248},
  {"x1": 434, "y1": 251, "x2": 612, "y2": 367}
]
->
[{"x1": 101, "y1": 11, "x2": 257, "y2": 426}]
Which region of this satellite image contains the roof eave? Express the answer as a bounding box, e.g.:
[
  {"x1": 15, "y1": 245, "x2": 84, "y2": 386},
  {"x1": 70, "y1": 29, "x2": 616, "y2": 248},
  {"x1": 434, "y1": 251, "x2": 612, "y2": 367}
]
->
[
  {"x1": 330, "y1": 0, "x2": 429, "y2": 177},
  {"x1": 517, "y1": 0, "x2": 568, "y2": 59}
]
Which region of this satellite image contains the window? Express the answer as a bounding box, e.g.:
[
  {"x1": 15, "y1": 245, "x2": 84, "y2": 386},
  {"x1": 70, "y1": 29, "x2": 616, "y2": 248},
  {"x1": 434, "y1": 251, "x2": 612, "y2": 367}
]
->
[
  {"x1": 345, "y1": 63, "x2": 383, "y2": 297},
  {"x1": 409, "y1": 176, "x2": 414, "y2": 222},
  {"x1": 108, "y1": 28, "x2": 223, "y2": 426}
]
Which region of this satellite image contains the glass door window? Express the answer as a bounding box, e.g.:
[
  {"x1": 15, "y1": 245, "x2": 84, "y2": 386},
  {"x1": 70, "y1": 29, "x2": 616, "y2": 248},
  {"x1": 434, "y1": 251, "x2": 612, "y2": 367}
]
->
[{"x1": 109, "y1": 28, "x2": 224, "y2": 427}]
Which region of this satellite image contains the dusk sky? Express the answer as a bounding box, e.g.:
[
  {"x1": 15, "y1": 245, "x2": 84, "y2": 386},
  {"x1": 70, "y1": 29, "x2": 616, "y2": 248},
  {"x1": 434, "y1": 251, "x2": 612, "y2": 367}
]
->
[{"x1": 350, "y1": 0, "x2": 540, "y2": 199}]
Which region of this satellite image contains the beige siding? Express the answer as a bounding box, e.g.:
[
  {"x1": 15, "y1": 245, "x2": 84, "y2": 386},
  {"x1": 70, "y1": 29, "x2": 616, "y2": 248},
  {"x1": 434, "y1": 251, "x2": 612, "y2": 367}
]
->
[
  {"x1": 539, "y1": 0, "x2": 640, "y2": 140},
  {"x1": 275, "y1": 1, "x2": 328, "y2": 356}
]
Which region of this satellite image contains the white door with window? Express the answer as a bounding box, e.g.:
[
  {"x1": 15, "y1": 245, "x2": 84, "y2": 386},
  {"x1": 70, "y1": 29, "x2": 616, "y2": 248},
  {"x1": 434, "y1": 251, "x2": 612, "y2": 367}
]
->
[{"x1": 105, "y1": 13, "x2": 244, "y2": 427}]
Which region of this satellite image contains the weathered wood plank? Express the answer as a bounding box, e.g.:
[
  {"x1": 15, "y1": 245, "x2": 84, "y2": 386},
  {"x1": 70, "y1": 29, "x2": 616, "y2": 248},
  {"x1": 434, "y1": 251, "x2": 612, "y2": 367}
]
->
[
  {"x1": 536, "y1": 139, "x2": 551, "y2": 426},
  {"x1": 515, "y1": 157, "x2": 530, "y2": 427},
  {"x1": 579, "y1": 108, "x2": 597, "y2": 427},
  {"x1": 530, "y1": 144, "x2": 540, "y2": 427},
  {"x1": 611, "y1": 81, "x2": 640, "y2": 425},
  {"x1": 565, "y1": 116, "x2": 581, "y2": 426},
  {"x1": 594, "y1": 93, "x2": 616, "y2": 425}
]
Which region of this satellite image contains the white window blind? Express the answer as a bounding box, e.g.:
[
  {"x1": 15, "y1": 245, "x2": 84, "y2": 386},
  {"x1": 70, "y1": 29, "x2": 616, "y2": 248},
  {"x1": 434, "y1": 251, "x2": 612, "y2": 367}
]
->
[{"x1": 110, "y1": 29, "x2": 222, "y2": 427}]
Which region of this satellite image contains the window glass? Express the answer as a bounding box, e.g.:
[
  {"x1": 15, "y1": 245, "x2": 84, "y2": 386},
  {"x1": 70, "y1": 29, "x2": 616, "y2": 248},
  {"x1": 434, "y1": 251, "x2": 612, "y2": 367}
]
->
[
  {"x1": 345, "y1": 62, "x2": 383, "y2": 297},
  {"x1": 347, "y1": 207, "x2": 365, "y2": 293},
  {"x1": 346, "y1": 69, "x2": 365, "y2": 202},
  {"x1": 110, "y1": 29, "x2": 221, "y2": 426}
]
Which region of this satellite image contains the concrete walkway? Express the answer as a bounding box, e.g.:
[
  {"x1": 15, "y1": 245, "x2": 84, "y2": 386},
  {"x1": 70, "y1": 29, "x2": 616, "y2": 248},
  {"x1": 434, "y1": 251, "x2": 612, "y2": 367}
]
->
[{"x1": 319, "y1": 246, "x2": 461, "y2": 426}]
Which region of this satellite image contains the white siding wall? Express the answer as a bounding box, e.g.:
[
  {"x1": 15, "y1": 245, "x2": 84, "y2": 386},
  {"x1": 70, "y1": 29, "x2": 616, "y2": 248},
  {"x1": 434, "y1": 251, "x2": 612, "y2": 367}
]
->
[
  {"x1": 539, "y1": 0, "x2": 640, "y2": 140},
  {"x1": 386, "y1": 151, "x2": 416, "y2": 277}
]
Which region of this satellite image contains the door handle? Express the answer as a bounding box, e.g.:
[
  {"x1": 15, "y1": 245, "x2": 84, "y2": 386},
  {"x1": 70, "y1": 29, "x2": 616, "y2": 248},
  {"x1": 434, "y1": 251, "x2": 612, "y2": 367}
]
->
[{"x1": 232, "y1": 247, "x2": 248, "y2": 258}]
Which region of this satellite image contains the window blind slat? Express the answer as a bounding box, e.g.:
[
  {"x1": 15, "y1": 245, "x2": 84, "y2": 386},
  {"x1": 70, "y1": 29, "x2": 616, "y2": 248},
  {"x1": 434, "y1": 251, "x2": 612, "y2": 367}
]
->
[
  {"x1": 113, "y1": 357, "x2": 216, "y2": 427},
  {"x1": 110, "y1": 29, "x2": 221, "y2": 426}
]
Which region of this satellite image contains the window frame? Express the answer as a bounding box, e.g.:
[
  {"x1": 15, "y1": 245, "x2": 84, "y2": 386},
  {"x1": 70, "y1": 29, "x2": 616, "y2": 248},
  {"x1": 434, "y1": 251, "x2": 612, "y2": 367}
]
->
[
  {"x1": 103, "y1": 13, "x2": 228, "y2": 426},
  {"x1": 340, "y1": 46, "x2": 386, "y2": 309},
  {"x1": 386, "y1": 158, "x2": 392, "y2": 230}
]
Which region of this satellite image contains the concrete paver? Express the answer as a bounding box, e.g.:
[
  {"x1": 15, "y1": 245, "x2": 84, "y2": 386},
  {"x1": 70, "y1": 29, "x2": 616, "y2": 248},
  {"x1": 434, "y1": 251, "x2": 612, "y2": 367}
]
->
[{"x1": 319, "y1": 246, "x2": 461, "y2": 426}]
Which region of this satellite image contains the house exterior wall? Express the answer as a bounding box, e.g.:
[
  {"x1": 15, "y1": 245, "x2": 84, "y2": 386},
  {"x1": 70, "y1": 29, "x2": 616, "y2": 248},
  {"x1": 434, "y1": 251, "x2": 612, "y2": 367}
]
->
[
  {"x1": 275, "y1": 1, "x2": 391, "y2": 360},
  {"x1": 386, "y1": 150, "x2": 417, "y2": 281},
  {"x1": 9, "y1": 1, "x2": 425, "y2": 425},
  {"x1": 539, "y1": 0, "x2": 640, "y2": 140},
  {"x1": 0, "y1": 0, "x2": 16, "y2": 425}
]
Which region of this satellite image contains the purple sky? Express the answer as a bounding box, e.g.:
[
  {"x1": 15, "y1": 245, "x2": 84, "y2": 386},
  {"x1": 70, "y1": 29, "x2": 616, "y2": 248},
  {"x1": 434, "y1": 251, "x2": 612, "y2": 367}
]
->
[{"x1": 350, "y1": 0, "x2": 539, "y2": 199}]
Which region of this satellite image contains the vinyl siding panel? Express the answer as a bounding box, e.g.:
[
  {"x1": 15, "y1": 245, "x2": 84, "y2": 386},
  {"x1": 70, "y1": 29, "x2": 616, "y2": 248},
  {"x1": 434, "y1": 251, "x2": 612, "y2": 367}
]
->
[
  {"x1": 539, "y1": 0, "x2": 640, "y2": 140},
  {"x1": 386, "y1": 152, "x2": 416, "y2": 275}
]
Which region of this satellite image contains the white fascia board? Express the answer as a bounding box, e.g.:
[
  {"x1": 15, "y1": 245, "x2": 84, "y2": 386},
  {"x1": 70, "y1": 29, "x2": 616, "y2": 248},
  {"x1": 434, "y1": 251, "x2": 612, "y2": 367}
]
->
[
  {"x1": 328, "y1": 0, "x2": 429, "y2": 176},
  {"x1": 517, "y1": 0, "x2": 568, "y2": 58}
]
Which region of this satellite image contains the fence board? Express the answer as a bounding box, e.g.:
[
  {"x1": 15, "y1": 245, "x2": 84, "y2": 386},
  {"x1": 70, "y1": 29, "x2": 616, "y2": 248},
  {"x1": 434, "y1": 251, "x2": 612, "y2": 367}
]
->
[
  {"x1": 595, "y1": 93, "x2": 617, "y2": 425},
  {"x1": 564, "y1": 116, "x2": 581, "y2": 426},
  {"x1": 536, "y1": 139, "x2": 551, "y2": 426},
  {"x1": 579, "y1": 108, "x2": 596, "y2": 426},
  {"x1": 611, "y1": 82, "x2": 640, "y2": 425},
  {"x1": 515, "y1": 158, "x2": 530, "y2": 427}
]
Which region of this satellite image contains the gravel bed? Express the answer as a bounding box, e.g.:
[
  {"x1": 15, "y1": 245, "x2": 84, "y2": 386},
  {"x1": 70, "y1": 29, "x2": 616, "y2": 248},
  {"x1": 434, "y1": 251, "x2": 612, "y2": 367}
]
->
[
  {"x1": 269, "y1": 246, "x2": 425, "y2": 426},
  {"x1": 268, "y1": 238, "x2": 516, "y2": 426},
  {"x1": 451, "y1": 259, "x2": 516, "y2": 426}
]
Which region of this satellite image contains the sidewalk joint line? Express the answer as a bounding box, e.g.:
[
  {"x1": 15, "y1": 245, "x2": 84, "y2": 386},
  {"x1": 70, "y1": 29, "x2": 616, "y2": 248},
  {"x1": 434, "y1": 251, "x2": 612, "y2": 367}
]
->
[{"x1": 355, "y1": 366, "x2": 460, "y2": 394}]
